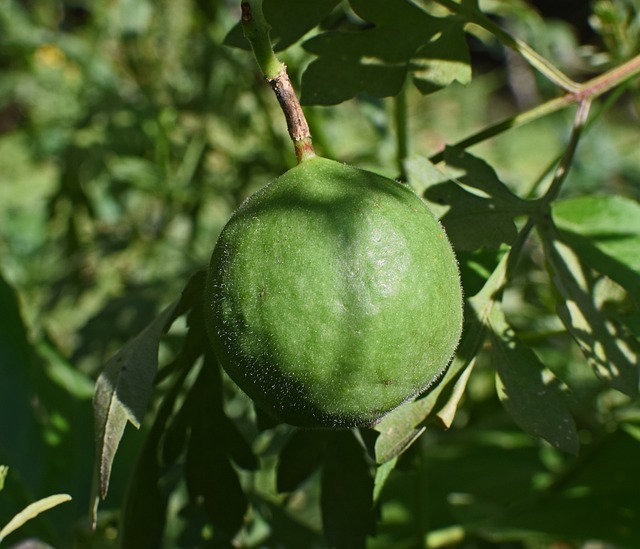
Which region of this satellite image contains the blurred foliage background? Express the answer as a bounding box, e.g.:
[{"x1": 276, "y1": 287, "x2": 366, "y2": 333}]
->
[{"x1": 1, "y1": 0, "x2": 640, "y2": 547}]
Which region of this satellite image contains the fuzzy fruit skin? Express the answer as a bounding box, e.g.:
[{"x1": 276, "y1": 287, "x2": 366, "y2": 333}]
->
[{"x1": 205, "y1": 157, "x2": 463, "y2": 428}]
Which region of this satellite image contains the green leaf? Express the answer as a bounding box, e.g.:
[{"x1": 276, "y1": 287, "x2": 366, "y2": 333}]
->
[
  {"x1": 93, "y1": 271, "x2": 205, "y2": 500},
  {"x1": 411, "y1": 17, "x2": 471, "y2": 94},
  {"x1": 487, "y1": 429, "x2": 640, "y2": 546},
  {"x1": 276, "y1": 429, "x2": 326, "y2": 493},
  {"x1": 0, "y1": 466, "x2": 6, "y2": 492},
  {"x1": 540, "y1": 222, "x2": 640, "y2": 397},
  {"x1": 553, "y1": 195, "x2": 640, "y2": 303},
  {"x1": 490, "y1": 305, "x2": 579, "y2": 454},
  {"x1": 92, "y1": 302, "x2": 179, "y2": 499},
  {"x1": 183, "y1": 353, "x2": 250, "y2": 539},
  {"x1": 224, "y1": 0, "x2": 341, "y2": 51},
  {"x1": 300, "y1": 0, "x2": 470, "y2": 105},
  {"x1": 373, "y1": 456, "x2": 397, "y2": 504},
  {"x1": 118, "y1": 373, "x2": 187, "y2": 548},
  {"x1": 405, "y1": 150, "x2": 528, "y2": 251},
  {"x1": 0, "y1": 494, "x2": 71, "y2": 543},
  {"x1": 321, "y1": 431, "x2": 375, "y2": 549},
  {"x1": 185, "y1": 420, "x2": 248, "y2": 539}
]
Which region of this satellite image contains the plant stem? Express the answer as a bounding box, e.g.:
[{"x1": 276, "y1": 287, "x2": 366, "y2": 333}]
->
[
  {"x1": 241, "y1": 0, "x2": 315, "y2": 163},
  {"x1": 395, "y1": 80, "x2": 409, "y2": 179},
  {"x1": 430, "y1": 53, "x2": 640, "y2": 163}
]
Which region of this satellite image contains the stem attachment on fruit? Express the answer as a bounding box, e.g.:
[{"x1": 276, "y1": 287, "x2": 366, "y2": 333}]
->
[{"x1": 241, "y1": 0, "x2": 315, "y2": 164}]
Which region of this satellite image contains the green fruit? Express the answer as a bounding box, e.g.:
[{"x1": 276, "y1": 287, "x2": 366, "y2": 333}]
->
[{"x1": 205, "y1": 156, "x2": 463, "y2": 428}]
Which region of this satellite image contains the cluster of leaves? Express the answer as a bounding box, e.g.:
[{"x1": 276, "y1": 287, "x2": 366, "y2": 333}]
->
[{"x1": 2, "y1": 0, "x2": 640, "y2": 547}]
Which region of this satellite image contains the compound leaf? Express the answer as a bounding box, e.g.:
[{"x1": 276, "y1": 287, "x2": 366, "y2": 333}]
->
[
  {"x1": 405, "y1": 150, "x2": 528, "y2": 251},
  {"x1": 300, "y1": 0, "x2": 469, "y2": 105}
]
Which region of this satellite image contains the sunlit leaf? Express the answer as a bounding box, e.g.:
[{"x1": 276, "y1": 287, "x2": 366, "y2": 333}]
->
[
  {"x1": 373, "y1": 456, "x2": 397, "y2": 504},
  {"x1": 490, "y1": 305, "x2": 579, "y2": 454},
  {"x1": 374, "y1": 252, "x2": 510, "y2": 463},
  {"x1": 553, "y1": 195, "x2": 640, "y2": 302},
  {"x1": 540, "y1": 222, "x2": 640, "y2": 397},
  {"x1": 0, "y1": 494, "x2": 71, "y2": 543}
]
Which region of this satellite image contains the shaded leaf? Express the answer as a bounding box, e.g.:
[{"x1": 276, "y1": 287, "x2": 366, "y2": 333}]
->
[
  {"x1": 0, "y1": 494, "x2": 71, "y2": 543},
  {"x1": 490, "y1": 305, "x2": 579, "y2": 454},
  {"x1": 276, "y1": 429, "x2": 326, "y2": 493},
  {"x1": 485, "y1": 429, "x2": 640, "y2": 547},
  {"x1": 224, "y1": 0, "x2": 341, "y2": 51},
  {"x1": 411, "y1": 18, "x2": 471, "y2": 94},
  {"x1": 405, "y1": 150, "x2": 528, "y2": 251},
  {"x1": 185, "y1": 423, "x2": 247, "y2": 539},
  {"x1": 539, "y1": 221, "x2": 639, "y2": 397},
  {"x1": 93, "y1": 271, "x2": 205, "y2": 499},
  {"x1": 183, "y1": 353, "x2": 250, "y2": 539},
  {"x1": 118, "y1": 371, "x2": 189, "y2": 548},
  {"x1": 321, "y1": 431, "x2": 375, "y2": 549},
  {"x1": 300, "y1": 0, "x2": 469, "y2": 105}
]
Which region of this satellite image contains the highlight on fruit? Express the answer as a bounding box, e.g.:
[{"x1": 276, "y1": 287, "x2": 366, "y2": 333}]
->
[{"x1": 204, "y1": 157, "x2": 463, "y2": 428}]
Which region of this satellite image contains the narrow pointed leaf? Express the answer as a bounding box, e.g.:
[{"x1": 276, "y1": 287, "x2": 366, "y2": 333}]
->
[
  {"x1": 0, "y1": 494, "x2": 71, "y2": 542},
  {"x1": 93, "y1": 271, "x2": 205, "y2": 500},
  {"x1": 93, "y1": 301, "x2": 178, "y2": 499},
  {"x1": 490, "y1": 305, "x2": 579, "y2": 454}
]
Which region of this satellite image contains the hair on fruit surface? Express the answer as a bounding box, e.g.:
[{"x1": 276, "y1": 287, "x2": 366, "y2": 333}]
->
[{"x1": 205, "y1": 156, "x2": 463, "y2": 428}]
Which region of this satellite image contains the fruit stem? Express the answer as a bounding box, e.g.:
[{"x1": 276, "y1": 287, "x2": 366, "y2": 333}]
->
[{"x1": 241, "y1": 0, "x2": 316, "y2": 163}]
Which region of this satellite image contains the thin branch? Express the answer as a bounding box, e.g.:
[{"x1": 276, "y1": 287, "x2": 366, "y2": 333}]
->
[{"x1": 241, "y1": 0, "x2": 315, "y2": 163}]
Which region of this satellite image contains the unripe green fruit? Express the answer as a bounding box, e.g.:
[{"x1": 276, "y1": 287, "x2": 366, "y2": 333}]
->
[{"x1": 205, "y1": 156, "x2": 463, "y2": 428}]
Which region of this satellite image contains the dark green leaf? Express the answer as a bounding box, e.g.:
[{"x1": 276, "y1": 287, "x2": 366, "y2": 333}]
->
[
  {"x1": 405, "y1": 150, "x2": 528, "y2": 251},
  {"x1": 490, "y1": 305, "x2": 579, "y2": 454},
  {"x1": 276, "y1": 429, "x2": 326, "y2": 493},
  {"x1": 411, "y1": 17, "x2": 471, "y2": 94},
  {"x1": 540, "y1": 221, "x2": 639, "y2": 397},
  {"x1": 118, "y1": 374, "x2": 187, "y2": 548},
  {"x1": 300, "y1": 0, "x2": 469, "y2": 105},
  {"x1": 224, "y1": 0, "x2": 341, "y2": 51},
  {"x1": 489, "y1": 429, "x2": 640, "y2": 547},
  {"x1": 185, "y1": 422, "x2": 247, "y2": 539},
  {"x1": 183, "y1": 353, "x2": 250, "y2": 538},
  {"x1": 321, "y1": 431, "x2": 375, "y2": 549}
]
